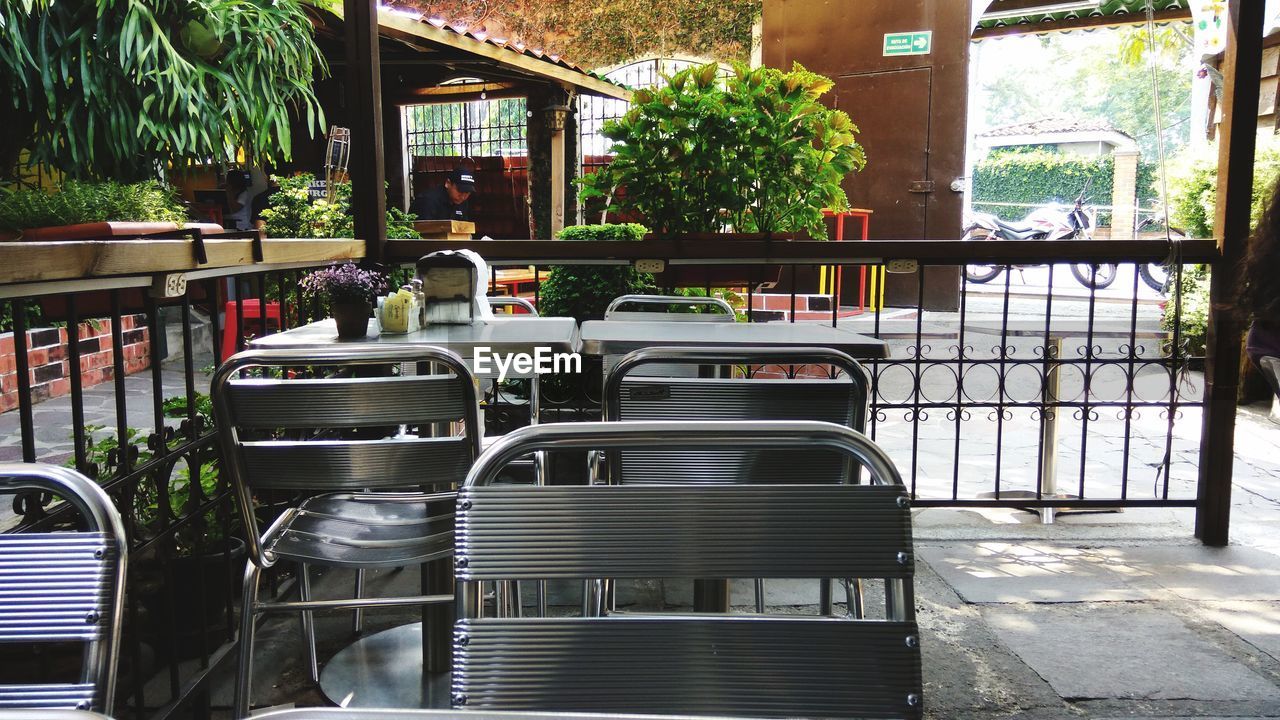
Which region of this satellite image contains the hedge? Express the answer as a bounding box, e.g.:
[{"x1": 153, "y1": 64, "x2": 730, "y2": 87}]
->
[{"x1": 972, "y1": 149, "x2": 1157, "y2": 225}]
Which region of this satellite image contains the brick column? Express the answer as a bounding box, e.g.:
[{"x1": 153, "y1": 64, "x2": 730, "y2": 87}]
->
[{"x1": 1110, "y1": 149, "x2": 1140, "y2": 240}]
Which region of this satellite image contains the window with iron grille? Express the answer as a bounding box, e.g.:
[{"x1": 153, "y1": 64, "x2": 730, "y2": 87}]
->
[{"x1": 404, "y1": 96, "x2": 530, "y2": 238}]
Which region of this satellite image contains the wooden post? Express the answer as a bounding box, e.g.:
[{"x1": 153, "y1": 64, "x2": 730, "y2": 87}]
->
[
  {"x1": 1195, "y1": 0, "x2": 1264, "y2": 546},
  {"x1": 1109, "y1": 149, "x2": 1139, "y2": 240},
  {"x1": 344, "y1": 0, "x2": 387, "y2": 262}
]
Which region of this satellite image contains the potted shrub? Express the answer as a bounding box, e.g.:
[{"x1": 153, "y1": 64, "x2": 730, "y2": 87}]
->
[
  {"x1": 0, "y1": 180, "x2": 209, "y2": 241},
  {"x1": 578, "y1": 62, "x2": 866, "y2": 286},
  {"x1": 300, "y1": 262, "x2": 388, "y2": 339},
  {"x1": 260, "y1": 172, "x2": 420, "y2": 239}
]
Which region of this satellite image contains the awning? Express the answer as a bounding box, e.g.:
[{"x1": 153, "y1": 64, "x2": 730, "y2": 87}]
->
[{"x1": 974, "y1": 0, "x2": 1192, "y2": 40}]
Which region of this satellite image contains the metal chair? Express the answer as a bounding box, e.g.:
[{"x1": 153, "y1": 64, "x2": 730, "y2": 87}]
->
[
  {"x1": 603, "y1": 294, "x2": 736, "y2": 322},
  {"x1": 453, "y1": 421, "x2": 922, "y2": 718},
  {"x1": 212, "y1": 346, "x2": 481, "y2": 719},
  {"x1": 486, "y1": 296, "x2": 539, "y2": 316},
  {"x1": 0, "y1": 465, "x2": 127, "y2": 712},
  {"x1": 603, "y1": 295, "x2": 736, "y2": 378},
  {"x1": 602, "y1": 346, "x2": 871, "y2": 613}
]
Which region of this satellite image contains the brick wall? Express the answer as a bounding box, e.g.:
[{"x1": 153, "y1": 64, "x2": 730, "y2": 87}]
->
[{"x1": 0, "y1": 315, "x2": 150, "y2": 413}]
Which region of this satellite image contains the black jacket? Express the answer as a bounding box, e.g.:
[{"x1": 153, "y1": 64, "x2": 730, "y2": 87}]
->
[{"x1": 411, "y1": 185, "x2": 470, "y2": 222}]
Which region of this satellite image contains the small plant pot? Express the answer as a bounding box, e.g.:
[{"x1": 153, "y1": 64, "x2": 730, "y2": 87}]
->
[
  {"x1": 137, "y1": 536, "x2": 248, "y2": 660},
  {"x1": 333, "y1": 299, "x2": 373, "y2": 339}
]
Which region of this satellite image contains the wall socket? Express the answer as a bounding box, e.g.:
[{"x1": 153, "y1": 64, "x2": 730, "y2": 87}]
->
[
  {"x1": 635, "y1": 259, "x2": 665, "y2": 273},
  {"x1": 151, "y1": 273, "x2": 188, "y2": 298},
  {"x1": 885, "y1": 259, "x2": 918, "y2": 274}
]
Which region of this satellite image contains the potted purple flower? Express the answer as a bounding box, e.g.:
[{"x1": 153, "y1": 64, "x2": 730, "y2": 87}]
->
[{"x1": 300, "y1": 263, "x2": 387, "y2": 339}]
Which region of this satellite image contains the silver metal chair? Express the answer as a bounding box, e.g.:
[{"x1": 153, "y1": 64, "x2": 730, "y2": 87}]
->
[
  {"x1": 603, "y1": 294, "x2": 735, "y2": 322},
  {"x1": 453, "y1": 421, "x2": 922, "y2": 718},
  {"x1": 603, "y1": 295, "x2": 736, "y2": 378},
  {"x1": 602, "y1": 346, "x2": 871, "y2": 613},
  {"x1": 0, "y1": 465, "x2": 127, "y2": 712},
  {"x1": 212, "y1": 346, "x2": 481, "y2": 719},
  {"x1": 486, "y1": 296, "x2": 539, "y2": 316}
]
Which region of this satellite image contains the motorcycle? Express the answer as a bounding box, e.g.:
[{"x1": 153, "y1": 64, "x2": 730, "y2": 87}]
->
[{"x1": 962, "y1": 181, "x2": 1117, "y2": 290}]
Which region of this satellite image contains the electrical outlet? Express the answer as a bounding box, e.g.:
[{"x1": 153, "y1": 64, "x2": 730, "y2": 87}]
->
[
  {"x1": 886, "y1": 259, "x2": 918, "y2": 274},
  {"x1": 151, "y1": 273, "x2": 188, "y2": 298},
  {"x1": 635, "y1": 259, "x2": 665, "y2": 273}
]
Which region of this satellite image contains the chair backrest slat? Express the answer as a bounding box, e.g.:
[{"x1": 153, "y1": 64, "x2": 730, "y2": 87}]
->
[
  {"x1": 241, "y1": 437, "x2": 474, "y2": 491},
  {"x1": 456, "y1": 484, "x2": 912, "y2": 580},
  {"x1": 455, "y1": 617, "x2": 922, "y2": 718},
  {"x1": 228, "y1": 375, "x2": 465, "y2": 428}
]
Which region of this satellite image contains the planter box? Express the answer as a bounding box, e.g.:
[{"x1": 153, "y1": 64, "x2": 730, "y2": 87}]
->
[
  {"x1": 0, "y1": 316, "x2": 150, "y2": 413},
  {"x1": 12, "y1": 221, "x2": 224, "y2": 242}
]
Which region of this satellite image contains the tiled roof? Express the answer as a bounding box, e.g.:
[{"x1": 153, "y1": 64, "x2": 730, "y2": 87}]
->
[
  {"x1": 386, "y1": 7, "x2": 621, "y2": 86},
  {"x1": 980, "y1": 117, "x2": 1132, "y2": 139}
]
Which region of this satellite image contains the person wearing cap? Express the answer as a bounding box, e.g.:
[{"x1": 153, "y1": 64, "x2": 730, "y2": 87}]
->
[{"x1": 411, "y1": 166, "x2": 475, "y2": 222}]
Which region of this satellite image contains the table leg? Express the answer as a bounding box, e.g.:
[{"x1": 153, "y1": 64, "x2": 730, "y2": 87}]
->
[
  {"x1": 1039, "y1": 337, "x2": 1063, "y2": 525},
  {"x1": 694, "y1": 580, "x2": 730, "y2": 613}
]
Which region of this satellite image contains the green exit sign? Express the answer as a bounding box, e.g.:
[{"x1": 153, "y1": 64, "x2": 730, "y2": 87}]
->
[{"x1": 883, "y1": 31, "x2": 932, "y2": 56}]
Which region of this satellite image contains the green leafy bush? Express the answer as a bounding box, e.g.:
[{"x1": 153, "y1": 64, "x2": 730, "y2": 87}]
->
[
  {"x1": 579, "y1": 62, "x2": 865, "y2": 239},
  {"x1": 1157, "y1": 137, "x2": 1280, "y2": 356},
  {"x1": 972, "y1": 149, "x2": 1157, "y2": 225},
  {"x1": 0, "y1": 180, "x2": 186, "y2": 232},
  {"x1": 260, "y1": 173, "x2": 419, "y2": 239},
  {"x1": 537, "y1": 224, "x2": 654, "y2": 322}
]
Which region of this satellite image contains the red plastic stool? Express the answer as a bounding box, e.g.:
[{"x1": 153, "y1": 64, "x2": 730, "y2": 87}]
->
[{"x1": 222, "y1": 299, "x2": 281, "y2": 360}]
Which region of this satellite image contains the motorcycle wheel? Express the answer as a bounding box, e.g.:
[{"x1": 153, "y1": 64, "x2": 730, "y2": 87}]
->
[
  {"x1": 1139, "y1": 262, "x2": 1170, "y2": 293},
  {"x1": 1070, "y1": 263, "x2": 1117, "y2": 290},
  {"x1": 965, "y1": 265, "x2": 1003, "y2": 284},
  {"x1": 1137, "y1": 226, "x2": 1187, "y2": 293}
]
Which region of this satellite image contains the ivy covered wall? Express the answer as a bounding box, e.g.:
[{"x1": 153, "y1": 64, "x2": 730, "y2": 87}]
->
[{"x1": 972, "y1": 149, "x2": 1157, "y2": 225}]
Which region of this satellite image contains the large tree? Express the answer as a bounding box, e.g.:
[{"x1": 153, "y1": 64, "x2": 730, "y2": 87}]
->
[
  {"x1": 0, "y1": 0, "x2": 326, "y2": 182},
  {"x1": 390, "y1": 0, "x2": 761, "y2": 68}
]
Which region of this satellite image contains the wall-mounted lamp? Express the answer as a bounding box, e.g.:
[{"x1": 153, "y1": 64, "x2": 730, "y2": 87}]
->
[{"x1": 544, "y1": 103, "x2": 571, "y2": 132}]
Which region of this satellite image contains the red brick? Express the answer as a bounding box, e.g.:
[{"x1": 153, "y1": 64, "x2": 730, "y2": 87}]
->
[
  {"x1": 0, "y1": 355, "x2": 14, "y2": 375},
  {"x1": 58, "y1": 327, "x2": 68, "y2": 345},
  {"x1": 27, "y1": 348, "x2": 48, "y2": 367},
  {"x1": 46, "y1": 345, "x2": 66, "y2": 362},
  {"x1": 46, "y1": 377, "x2": 70, "y2": 398},
  {"x1": 0, "y1": 334, "x2": 13, "y2": 355},
  {"x1": 0, "y1": 391, "x2": 16, "y2": 413}
]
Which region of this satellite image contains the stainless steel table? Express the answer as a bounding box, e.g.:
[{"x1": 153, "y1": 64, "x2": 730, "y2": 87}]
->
[
  {"x1": 964, "y1": 320, "x2": 1169, "y2": 523},
  {"x1": 248, "y1": 316, "x2": 579, "y2": 709},
  {"x1": 580, "y1": 320, "x2": 889, "y2": 358},
  {"x1": 580, "y1": 319, "x2": 887, "y2": 612},
  {"x1": 250, "y1": 317, "x2": 580, "y2": 376}
]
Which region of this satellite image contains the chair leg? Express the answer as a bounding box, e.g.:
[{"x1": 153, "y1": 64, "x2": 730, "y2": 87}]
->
[
  {"x1": 234, "y1": 563, "x2": 262, "y2": 720},
  {"x1": 299, "y1": 563, "x2": 319, "y2": 683},
  {"x1": 754, "y1": 579, "x2": 765, "y2": 614},
  {"x1": 352, "y1": 568, "x2": 365, "y2": 633}
]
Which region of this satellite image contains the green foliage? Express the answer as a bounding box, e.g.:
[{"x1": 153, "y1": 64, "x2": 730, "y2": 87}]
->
[
  {"x1": 0, "y1": 0, "x2": 325, "y2": 181},
  {"x1": 493, "y1": 0, "x2": 760, "y2": 67},
  {"x1": 536, "y1": 224, "x2": 654, "y2": 322},
  {"x1": 1162, "y1": 264, "x2": 1210, "y2": 357},
  {"x1": 579, "y1": 62, "x2": 865, "y2": 239},
  {"x1": 1159, "y1": 137, "x2": 1280, "y2": 240},
  {"x1": 976, "y1": 28, "x2": 1193, "y2": 160},
  {"x1": 972, "y1": 149, "x2": 1157, "y2": 224},
  {"x1": 260, "y1": 173, "x2": 420, "y2": 239},
  {"x1": 0, "y1": 180, "x2": 186, "y2": 232},
  {"x1": 72, "y1": 421, "x2": 226, "y2": 555},
  {"x1": 0, "y1": 299, "x2": 42, "y2": 333},
  {"x1": 1157, "y1": 137, "x2": 1280, "y2": 351}
]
